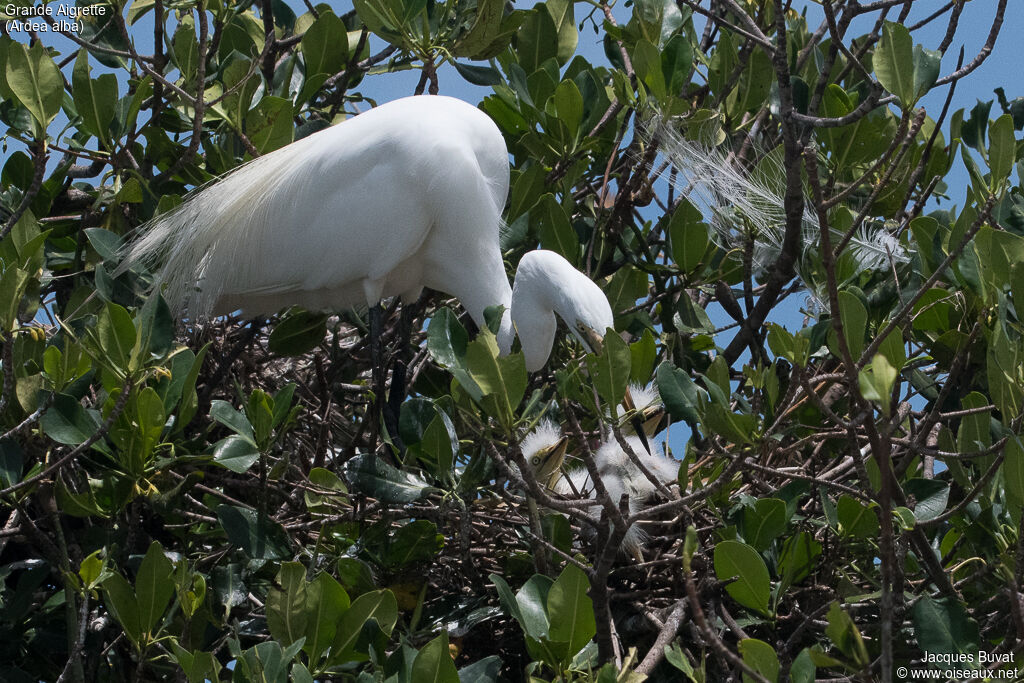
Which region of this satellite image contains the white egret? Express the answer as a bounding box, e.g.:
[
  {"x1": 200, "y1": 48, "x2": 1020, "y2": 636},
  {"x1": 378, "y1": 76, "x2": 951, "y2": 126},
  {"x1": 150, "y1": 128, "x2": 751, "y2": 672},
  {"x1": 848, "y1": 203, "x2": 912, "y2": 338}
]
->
[
  {"x1": 616, "y1": 383, "x2": 669, "y2": 438},
  {"x1": 520, "y1": 423, "x2": 680, "y2": 559},
  {"x1": 120, "y1": 95, "x2": 613, "y2": 371}
]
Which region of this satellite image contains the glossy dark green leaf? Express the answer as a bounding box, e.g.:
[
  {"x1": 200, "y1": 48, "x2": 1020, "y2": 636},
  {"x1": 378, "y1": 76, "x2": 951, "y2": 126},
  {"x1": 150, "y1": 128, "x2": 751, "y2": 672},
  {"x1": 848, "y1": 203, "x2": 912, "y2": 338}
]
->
[
  {"x1": 457, "y1": 655, "x2": 502, "y2": 683},
  {"x1": 329, "y1": 589, "x2": 398, "y2": 664},
  {"x1": 72, "y1": 51, "x2": 117, "y2": 145},
  {"x1": 210, "y1": 400, "x2": 256, "y2": 441},
  {"x1": 383, "y1": 520, "x2": 444, "y2": 567},
  {"x1": 586, "y1": 329, "x2": 630, "y2": 409},
  {"x1": 547, "y1": 563, "x2": 595, "y2": 661},
  {"x1": 911, "y1": 595, "x2": 980, "y2": 657},
  {"x1": 742, "y1": 498, "x2": 787, "y2": 551},
  {"x1": 411, "y1": 632, "x2": 460, "y2": 683},
  {"x1": 903, "y1": 478, "x2": 949, "y2": 522},
  {"x1": 537, "y1": 194, "x2": 578, "y2": 266},
  {"x1": 213, "y1": 435, "x2": 260, "y2": 473},
  {"x1": 301, "y1": 11, "x2": 347, "y2": 77},
  {"x1": 837, "y1": 496, "x2": 878, "y2": 539},
  {"x1": 453, "y1": 61, "x2": 502, "y2": 86},
  {"x1": 216, "y1": 505, "x2": 292, "y2": 560},
  {"x1": 41, "y1": 393, "x2": 102, "y2": 446},
  {"x1": 269, "y1": 310, "x2": 327, "y2": 356},
  {"x1": 738, "y1": 638, "x2": 779, "y2": 683},
  {"x1": 874, "y1": 21, "x2": 915, "y2": 106},
  {"x1": 713, "y1": 540, "x2": 770, "y2": 615},
  {"x1": 656, "y1": 361, "x2": 702, "y2": 425},
  {"x1": 246, "y1": 96, "x2": 294, "y2": 153},
  {"x1": 102, "y1": 573, "x2": 142, "y2": 647},
  {"x1": 343, "y1": 453, "x2": 435, "y2": 503},
  {"x1": 136, "y1": 541, "x2": 174, "y2": 634},
  {"x1": 5, "y1": 41, "x2": 62, "y2": 131},
  {"x1": 267, "y1": 562, "x2": 309, "y2": 647}
]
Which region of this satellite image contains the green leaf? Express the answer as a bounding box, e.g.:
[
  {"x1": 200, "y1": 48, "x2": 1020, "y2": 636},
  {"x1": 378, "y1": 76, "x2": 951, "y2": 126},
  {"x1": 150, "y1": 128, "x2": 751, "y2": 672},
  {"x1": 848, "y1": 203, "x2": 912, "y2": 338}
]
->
[
  {"x1": 304, "y1": 572, "x2": 350, "y2": 664},
  {"x1": 831, "y1": 290, "x2": 867, "y2": 361},
  {"x1": 457, "y1": 656, "x2": 502, "y2": 683},
  {"x1": 586, "y1": 329, "x2": 630, "y2": 410},
  {"x1": 97, "y1": 302, "x2": 137, "y2": 373},
  {"x1": 210, "y1": 400, "x2": 255, "y2": 441},
  {"x1": 858, "y1": 353, "x2": 898, "y2": 413},
  {"x1": 790, "y1": 648, "x2": 816, "y2": 683},
  {"x1": 553, "y1": 79, "x2": 583, "y2": 139},
  {"x1": 329, "y1": 590, "x2": 398, "y2": 664},
  {"x1": 0, "y1": 266, "x2": 29, "y2": 332},
  {"x1": 669, "y1": 200, "x2": 708, "y2": 274},
  {"x1": 41, "y1": 394, "x2": 102, "y2": 446},
  {"x1": 72, "y1": 50, "x2": 117, "y2": 146},
  {"x1": 136, "y1": 541, "x2": 173, "y2": 635},
  {"x1": 1004, "y1": 437, "x2": 1024, "y2": 507},
  {"x1": 825, "y1": 602, "x2": 870, "y2": 667},
  {"x1": 267, "y1": 562, "x2": 309, "y2": 647},
  {"x1": 537, "y1": 194, "x2": 578, "y2": 266},
  {"x1": 742, "y1": 498, "x2": 787, "y2": 551},
  {"x1": 912, "y1": 44, "x2": 941, "y2": 103},
  {"x1": 713, "y1": 540, "x2": 771, "y2": 615},
  {"x1": 452, "y1": 0, "x2": 504, "y2": 58},
  {"x1": 912, "y1": 595, "x2": 980, "y2": 657},
  {"x1": 547, "y1": 564, "x2": 596, "y2": 662},
  {"x1": 343, "y1": 453, "x2": 435, "y2": 503},
  {"x1": 246, "y1": 96, "x2": 294, "y2": 153},
  {"x1": 546, "y1": 0, "x2": 576, "y2": 64},
  {"x1": 777, "y1": 532, "x2": 822, "y2": 588},
  {"x1": 517, "y1": 6, "x2": 558, "y2": 74},
  {"x1": 632, "y1": 38, "x2": 666, "y2": 99},
  {"x1": 0, "y1": 439, "x2": 21, "y2": 489},
  {"x1": 874, "y1": 21, "x2": 915, "y2": 107},
  {"x1": 301, "y1": 11, "x2": 347, "y2": 77},
  {"x1": 171, "y1": 21, "x2": 199, "y2": 81},
  {"x1": 269, "y1": 310, "x2": 327, "y2": 356},
  {"x1": 629, "y1": 329, "x2": 657, "y2": 384},
  {"x1": 213, "y1": 434, "x2": 260, "y2": 473},
  {"x1": 739, "y1": 639, "x2": 779, "y2": 683},
  {"x1": 837, "y1": 495, "x2": 879, "y2": 539},
  {"x1": 989, "y1": 113, "x2": 1015, "y2": 188},
  {"x1": 103, "y1": 573, "x2": 142, "y2": 647},
  {"x1": 515, "y1": 574, "x2": 553, "y2": 640},
  {"x1": 903, "y1": 479, "x2": 949, "y2": 522},
  {"x1": 465, "y1": 330, "x2": 527, "y2": 426},
  {"x1": 5, "y1": 41, "x2": 62, "y2": 132},
  {"x1": 383, "y1": 520, "x2": 444, "y2": 568},
  {"x1": 956, "y1": 392, "x2": 991, "y2": 454},
  {"x1": 656, "y1": 361, "x2": 702, "y2": 426},
  {"x1": 216, "y1": 505, "x2": 292, "y2": 560},
  {"x1": 411, "y1": 632, "x2": 460, "y2": 683}
]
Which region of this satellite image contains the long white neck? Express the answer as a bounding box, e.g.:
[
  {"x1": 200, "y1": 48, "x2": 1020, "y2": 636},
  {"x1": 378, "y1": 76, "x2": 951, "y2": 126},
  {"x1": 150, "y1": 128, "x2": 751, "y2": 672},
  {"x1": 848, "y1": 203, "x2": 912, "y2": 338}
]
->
[{"x1": 512, "y1": 250, "x2": 611, "y2": 372}]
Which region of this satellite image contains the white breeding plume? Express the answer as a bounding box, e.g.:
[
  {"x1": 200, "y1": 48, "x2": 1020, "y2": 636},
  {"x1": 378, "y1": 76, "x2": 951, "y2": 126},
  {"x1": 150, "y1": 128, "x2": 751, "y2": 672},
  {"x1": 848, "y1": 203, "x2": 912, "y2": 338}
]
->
[
  {"x1": 646, "y1": 115, "x2": 908, "y2": 304},
  {"x1": 120, "y1": 95, "x2": 613, "y2": 370}
]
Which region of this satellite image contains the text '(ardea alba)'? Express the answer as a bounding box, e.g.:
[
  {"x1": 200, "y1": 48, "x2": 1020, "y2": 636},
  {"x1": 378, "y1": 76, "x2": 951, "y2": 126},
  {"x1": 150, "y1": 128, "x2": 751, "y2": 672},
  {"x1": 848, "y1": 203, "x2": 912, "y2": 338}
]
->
[{"x1": 121, "y1": 96, "x2": 612, "y2": 370}]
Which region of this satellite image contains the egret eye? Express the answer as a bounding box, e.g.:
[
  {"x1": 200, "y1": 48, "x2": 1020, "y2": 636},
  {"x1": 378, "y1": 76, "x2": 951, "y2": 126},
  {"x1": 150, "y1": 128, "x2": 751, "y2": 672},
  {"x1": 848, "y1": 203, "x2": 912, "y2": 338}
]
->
[{"x1": 531, "y1": 456, "x2": 542, "y2": 466}]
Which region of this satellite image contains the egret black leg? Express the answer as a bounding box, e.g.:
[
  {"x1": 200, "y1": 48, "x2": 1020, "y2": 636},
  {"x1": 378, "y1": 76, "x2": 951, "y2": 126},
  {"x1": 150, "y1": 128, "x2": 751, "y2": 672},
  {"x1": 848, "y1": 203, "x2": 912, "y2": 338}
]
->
[
  {"x1": 369, "y1": 304, "x2": 404, "y2": 459},
  {"x1": 387, "y1": 302, "x2": 419, "y2": 435}
]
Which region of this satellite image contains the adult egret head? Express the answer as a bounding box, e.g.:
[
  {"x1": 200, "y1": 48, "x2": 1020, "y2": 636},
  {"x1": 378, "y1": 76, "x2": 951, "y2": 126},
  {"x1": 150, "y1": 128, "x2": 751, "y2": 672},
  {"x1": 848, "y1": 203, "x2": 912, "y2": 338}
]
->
[
  {"x1": 511, "y1": 250, "x2": 614, "y2": 372},
  {"x1": 120, "y1": 96, "x2": 614, "y2": 373}
]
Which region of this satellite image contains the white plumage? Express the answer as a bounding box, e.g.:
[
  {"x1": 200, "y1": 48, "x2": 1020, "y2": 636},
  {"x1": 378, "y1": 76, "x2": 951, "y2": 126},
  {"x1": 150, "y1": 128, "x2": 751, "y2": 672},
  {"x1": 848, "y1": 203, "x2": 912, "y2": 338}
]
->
[
  {"x1": 521, "y1": 423, "x2": 680, "y2": 559},
  {"x1": 120, "y1": 95, "x2": 614, "y2": 370}
]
